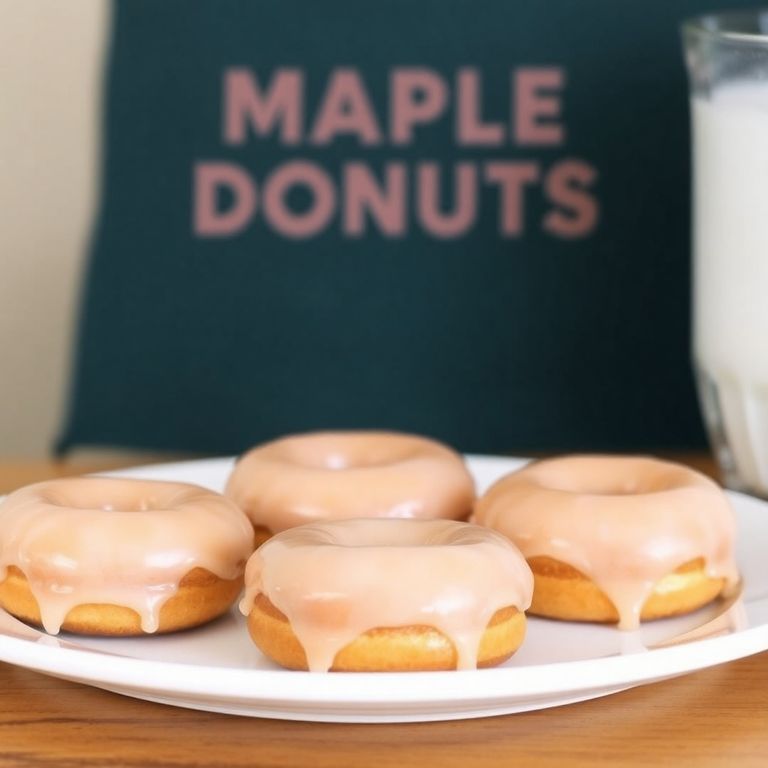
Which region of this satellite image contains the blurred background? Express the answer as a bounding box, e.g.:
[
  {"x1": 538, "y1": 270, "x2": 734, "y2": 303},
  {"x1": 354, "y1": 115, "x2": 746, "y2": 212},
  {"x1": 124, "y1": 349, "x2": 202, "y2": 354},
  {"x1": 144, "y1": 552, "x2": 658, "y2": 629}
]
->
[
  {"x1": 1, "y1": 1, "x2": 109, "y2": 456},
  {"x1": 1, "y1": 0, "x2": 754, "y2": 460}
]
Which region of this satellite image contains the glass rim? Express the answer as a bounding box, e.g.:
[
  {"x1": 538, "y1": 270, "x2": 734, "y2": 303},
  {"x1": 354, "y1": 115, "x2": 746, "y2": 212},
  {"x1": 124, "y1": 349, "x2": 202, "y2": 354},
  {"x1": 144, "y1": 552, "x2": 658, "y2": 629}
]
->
[{"x1": 683, "y1": 9, "x2": 768, "y2": 47}]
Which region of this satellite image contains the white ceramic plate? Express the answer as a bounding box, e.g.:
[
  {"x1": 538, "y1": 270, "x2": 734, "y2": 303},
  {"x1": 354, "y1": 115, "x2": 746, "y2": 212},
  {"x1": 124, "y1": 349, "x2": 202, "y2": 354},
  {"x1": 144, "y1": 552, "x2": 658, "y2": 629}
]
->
[{"x1": 0, "y1": 455, "x2": 766, "y2": 723}]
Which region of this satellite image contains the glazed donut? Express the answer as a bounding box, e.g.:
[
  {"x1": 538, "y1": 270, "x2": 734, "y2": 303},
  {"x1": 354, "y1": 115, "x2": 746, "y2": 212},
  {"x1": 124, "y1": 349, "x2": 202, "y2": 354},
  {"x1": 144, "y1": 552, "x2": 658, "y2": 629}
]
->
[
  {"x1": 240, "y1": 518, "x2": 533, "y2": 671},
  {"x1": 0, "y1": 477, "x2": 255, "y2": 635},
  {"x1": 474, "y1": 456, "x2": 739, "y2": 629},
  {"x1": 226, "y1": 431, "x2": 475, "y2": 545}
]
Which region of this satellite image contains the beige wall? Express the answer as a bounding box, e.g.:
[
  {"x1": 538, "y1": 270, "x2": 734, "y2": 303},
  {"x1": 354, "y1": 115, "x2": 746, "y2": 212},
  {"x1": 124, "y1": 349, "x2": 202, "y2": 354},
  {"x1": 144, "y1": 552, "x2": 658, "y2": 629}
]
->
[{"x1": 0, "y1": 1, "x2": 110, "y2": 456}]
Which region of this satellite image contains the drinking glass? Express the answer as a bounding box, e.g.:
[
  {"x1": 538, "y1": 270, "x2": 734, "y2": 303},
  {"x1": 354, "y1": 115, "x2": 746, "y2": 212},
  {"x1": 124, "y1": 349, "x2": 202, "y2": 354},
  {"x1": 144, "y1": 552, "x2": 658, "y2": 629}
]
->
[{"x1": 684, "y1": 11, "x2": 768, "y2": 496}]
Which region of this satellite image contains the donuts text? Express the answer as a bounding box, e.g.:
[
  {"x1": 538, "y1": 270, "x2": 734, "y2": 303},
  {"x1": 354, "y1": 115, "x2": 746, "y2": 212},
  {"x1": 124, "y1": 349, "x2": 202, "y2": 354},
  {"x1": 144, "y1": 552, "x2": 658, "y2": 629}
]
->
[{"x1": 193, "y1": 67, "x2": 599, "y2": 240}]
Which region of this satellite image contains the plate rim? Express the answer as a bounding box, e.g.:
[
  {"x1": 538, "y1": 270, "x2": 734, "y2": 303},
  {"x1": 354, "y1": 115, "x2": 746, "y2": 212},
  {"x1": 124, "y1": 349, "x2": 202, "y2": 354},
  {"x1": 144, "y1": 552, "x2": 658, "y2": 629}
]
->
[
  {"x1": 1, "y1": 603, "x2": 766, "y2": 704},
  {"x1": 0, "y1": 454, "x2": 766, "y2": 718}
]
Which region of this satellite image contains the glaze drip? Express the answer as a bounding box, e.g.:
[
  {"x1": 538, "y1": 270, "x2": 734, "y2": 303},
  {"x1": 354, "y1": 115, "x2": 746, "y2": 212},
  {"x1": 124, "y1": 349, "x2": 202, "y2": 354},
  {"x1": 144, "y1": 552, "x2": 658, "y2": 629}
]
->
[
  {"x1": 0, "y1": 477, "x2": 255, "y2": 634},
  {"x1": 474, "y1": 456, "x2": 739, "y2": 629},
  {"x1": 240, "y1": 518, "x2": 533, "y2": 672}
]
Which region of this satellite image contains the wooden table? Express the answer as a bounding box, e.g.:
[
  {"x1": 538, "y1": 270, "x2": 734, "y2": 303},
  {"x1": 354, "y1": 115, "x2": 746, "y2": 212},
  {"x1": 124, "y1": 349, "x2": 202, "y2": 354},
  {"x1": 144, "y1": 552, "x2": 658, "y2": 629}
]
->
[{"x1": 0, "y1": 457, "x2": 766, "y2": 768}]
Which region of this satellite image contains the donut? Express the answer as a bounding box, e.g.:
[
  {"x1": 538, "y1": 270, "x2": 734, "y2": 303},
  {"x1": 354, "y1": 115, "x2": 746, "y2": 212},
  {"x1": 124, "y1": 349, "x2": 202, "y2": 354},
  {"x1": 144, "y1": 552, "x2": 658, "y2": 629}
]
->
[
  {"x1": 0, "y1": 477, "x2": 255, "y2": 635},
  {"x1": 226, "y1": 431, "x2": 475, "y2": 545},
  {"x1": 474, "y1": 456, "x2": 739, "y2": 629},
  {"x1": 239, "y1": 518, "x2": 533, "y2": 671}
]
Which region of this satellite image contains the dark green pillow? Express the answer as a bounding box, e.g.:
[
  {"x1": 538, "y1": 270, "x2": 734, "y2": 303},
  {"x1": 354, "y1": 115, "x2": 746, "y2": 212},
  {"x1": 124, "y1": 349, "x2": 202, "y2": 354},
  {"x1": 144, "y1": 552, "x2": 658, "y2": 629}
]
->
[{"x1": 57, "y1": 0, "x2": 741, "y2": 455}]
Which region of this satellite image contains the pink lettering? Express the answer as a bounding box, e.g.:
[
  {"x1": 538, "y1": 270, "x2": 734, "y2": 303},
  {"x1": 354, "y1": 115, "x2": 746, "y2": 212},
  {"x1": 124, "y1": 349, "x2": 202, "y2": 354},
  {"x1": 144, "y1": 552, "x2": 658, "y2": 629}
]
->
[
  {"x1": 543, "y1": 159, "x2": 599, "y2": 238},
  {"x1": 514, "y1": 67, "x2": 565, "y2": 146},
  {"x1": 484, "y1": 162, "x2": 539, "y2": 236},
  {"x1": 417, "y1": 162, "x2": 477, "y2": 238},
  {"x1": 263, "y1": 161, "x2": 336, "y2": 238},
  {"x1": 223, "y1": 68, "x2": 302, "y2": 145},
  {"x1": 391, "y1": 68, "x2": 448, "y2": 145},
  {"x1": 343, "y1": 162, "x2": 407, "y2": 236},
  {"x1": 456, "y1": 67, "x2": 504, "y2": 146},
  {"x1": 193, "y1": 162, "x2": 257, "y2": 236},
  {"x1": 310, "y1": 69, "x2": 382, "y2": 145}
]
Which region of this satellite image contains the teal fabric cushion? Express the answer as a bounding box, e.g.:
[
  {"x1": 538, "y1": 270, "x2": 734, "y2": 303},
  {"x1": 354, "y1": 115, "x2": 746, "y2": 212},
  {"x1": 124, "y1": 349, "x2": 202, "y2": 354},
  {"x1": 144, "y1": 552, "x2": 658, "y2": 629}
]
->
[{"x1": 57, "y1": 0, "x2": 742, "y2": 455}]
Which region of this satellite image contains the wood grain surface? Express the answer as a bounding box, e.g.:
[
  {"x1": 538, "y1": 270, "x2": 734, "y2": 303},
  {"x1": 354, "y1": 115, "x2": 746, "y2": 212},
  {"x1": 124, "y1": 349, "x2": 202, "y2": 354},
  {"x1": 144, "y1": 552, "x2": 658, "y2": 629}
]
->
[{"x1": 0, "y1": 456, "x2": 766, "y2": 768}]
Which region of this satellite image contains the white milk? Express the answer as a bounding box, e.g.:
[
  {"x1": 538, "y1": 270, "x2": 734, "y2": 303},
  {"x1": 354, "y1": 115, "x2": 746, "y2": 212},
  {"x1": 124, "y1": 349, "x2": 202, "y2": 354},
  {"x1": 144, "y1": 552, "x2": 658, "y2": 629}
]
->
[{"x1": 693, "y1": 84, "x2": 768, "y2": 495}]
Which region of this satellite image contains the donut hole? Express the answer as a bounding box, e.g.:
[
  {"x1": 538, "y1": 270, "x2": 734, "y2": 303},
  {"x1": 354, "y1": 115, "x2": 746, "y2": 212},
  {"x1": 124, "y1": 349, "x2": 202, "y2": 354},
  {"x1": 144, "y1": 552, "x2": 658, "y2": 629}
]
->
[
  {"x1": 270, "y1": 433, "x2": 422, "y2": 471},
  {"x1": 42, "y1": 478, "x2": 182, "y2": 513},
  {"x1": 529, "y1": 456, "x2": 698, "y2": 497},
  {"x1": 297, "y1": 518, "x2": 472, "y2": 548}
]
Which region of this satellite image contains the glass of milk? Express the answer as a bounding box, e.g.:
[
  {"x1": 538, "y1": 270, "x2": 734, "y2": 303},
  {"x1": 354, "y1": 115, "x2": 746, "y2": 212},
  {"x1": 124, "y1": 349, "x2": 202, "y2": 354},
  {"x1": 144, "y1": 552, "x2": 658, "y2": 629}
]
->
[{"x1": 685, "y1": 12, "x2": 768, "y2": 497}]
